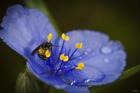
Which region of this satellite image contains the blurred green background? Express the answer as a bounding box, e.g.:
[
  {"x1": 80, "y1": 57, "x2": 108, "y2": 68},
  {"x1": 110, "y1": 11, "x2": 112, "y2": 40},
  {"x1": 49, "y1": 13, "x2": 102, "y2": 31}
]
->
[{"x1": 0, "y1": 0, "x2": 140, "y2": 93}]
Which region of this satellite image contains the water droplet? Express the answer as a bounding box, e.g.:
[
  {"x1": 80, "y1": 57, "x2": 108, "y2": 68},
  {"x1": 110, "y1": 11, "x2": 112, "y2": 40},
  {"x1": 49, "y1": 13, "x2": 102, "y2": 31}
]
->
[
  {"x1": 58, "y1": 69, "x2": 63, "y2": 74},
  {"x1": 79, "y1": 57, "x2": 82, "y2": 59},
  {"x1": 64, "y1": 66, "x2": 68, "y2": 69},
  {"x1": 70, "y1": 80, "x2": 76, "y2": 85},
  {"x1": 84, "y1": 51, "x2": 88, "y2": 55},
  {"x1": 101, "y1": 47, "x2": 112, "y2": 54},
  {"x1": 84, "y1": 79, "x2": 90, "y2": 83},
  {"x1": 104, "y1": 58, "x2": 110, "y2": 63}
]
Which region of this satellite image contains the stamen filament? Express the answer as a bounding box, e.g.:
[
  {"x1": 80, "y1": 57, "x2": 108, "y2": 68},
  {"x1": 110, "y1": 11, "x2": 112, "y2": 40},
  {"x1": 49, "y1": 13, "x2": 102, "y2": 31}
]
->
[
  {"x1": 69, "y1": 48, "x2": 78, "y2": 61},
  {"x1": 68, "y1": 42, "x2": 83, "y2": 61}
]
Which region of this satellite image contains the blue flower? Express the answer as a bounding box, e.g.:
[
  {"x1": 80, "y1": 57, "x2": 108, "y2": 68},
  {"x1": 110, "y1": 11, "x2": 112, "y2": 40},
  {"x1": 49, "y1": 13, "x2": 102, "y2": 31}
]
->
[{"x1": 0, "y1": 5, "x2": 126, "y2": 93}]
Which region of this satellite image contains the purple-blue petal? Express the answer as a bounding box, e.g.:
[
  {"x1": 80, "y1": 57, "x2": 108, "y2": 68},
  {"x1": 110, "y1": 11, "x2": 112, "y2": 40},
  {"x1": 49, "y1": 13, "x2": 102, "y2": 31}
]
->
[
  {"x1": 64, "y1": 86, "x2": 90, "y2": 93},
  {"x1": 26, "y1": 52, "x2": 68, "y2": 89},
  {"x1": 0, "y1": 5, "x2": 57, "y2": 57},
  {"x1": 62, "y1": 30, "x2": 126, "y2": 85},
  {"x1": 27, "y1": 62, "x2": 68, "y2": 89}
]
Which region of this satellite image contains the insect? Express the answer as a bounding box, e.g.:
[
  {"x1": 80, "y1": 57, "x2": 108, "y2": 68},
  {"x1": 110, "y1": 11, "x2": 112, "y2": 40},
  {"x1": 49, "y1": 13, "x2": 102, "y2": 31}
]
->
[
  {"x1": 31, "y1": 33, "x2": 59, "y2": 60},
  {"x1": 31, "y1": 42, "x2": 53, "y2": 60}
]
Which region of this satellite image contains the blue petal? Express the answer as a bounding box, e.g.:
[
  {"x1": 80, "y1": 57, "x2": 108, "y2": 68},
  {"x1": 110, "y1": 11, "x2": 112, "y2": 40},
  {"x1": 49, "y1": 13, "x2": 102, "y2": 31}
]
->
[
  {"x1": 26, "y1": 52, "x2": 67, "y2": 89},
  {"x1": 64, "y1": 86, "x2": 90, "y2": 93},
  {"x1": 27, "y1": 61, "x2": 68, "y2": 89},
  {"x1": 62, "y1": 30, "x2": 126, "y2": 85},
  {"x1": 0, "y1": 5, "x2": 57, "y2": 57}
]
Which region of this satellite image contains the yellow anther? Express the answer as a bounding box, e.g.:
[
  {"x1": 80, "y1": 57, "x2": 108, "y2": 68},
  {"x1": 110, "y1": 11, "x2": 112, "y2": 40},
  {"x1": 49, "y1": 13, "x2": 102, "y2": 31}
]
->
[
  {"x1": 45, "y1": 50, "x2": 51, "y2": 58},
  {"x1": 75, "y1": 42, "x2": 83, "y2": 49},
  {"x1": 47, "y1": 33, "x2": 53, "y2": 42},
  {"x1": 38, "y1": 48, "x2": 45, "y2": 55},
  {"x1": 61, "y1": 33, "x2": 70, "y2": 41},
  {"x1": 60, "y1": 54, "x2": 69, "y2": 62},
  {"x1": 60, "y1": 54, "x2": 65, "y2": 60},
  {"x1": 75, "y1": 63, "x2": 85, "y2": 70},
  {"x1": 63, "y1": 56, "x2": 69, "y2": 62}
]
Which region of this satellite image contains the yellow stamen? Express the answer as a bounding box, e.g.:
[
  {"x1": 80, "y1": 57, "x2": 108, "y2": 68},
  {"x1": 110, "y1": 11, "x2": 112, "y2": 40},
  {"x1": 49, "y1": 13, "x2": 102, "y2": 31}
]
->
[
  {"x1": 47, "y1": 33, "x2": 53, "y2": 42},
  {"x1": 61, "y1": 33, "x2": 70, "y2": 41},
  {"x1": 60, "y1": 54, "x2": 65, "y2": 60},
  {"x1": 38, "y1": 48, "x2": 45, "y2": 55},
  {"x1": 45, "y1": 50, "x2": 51, "y2": 58},
  {"x1": 75, "y1": 42, "x2": 83, "y2": 49},
  {"x1": 60, "y1": 54, "x2": 69, "y2": 62},
  {"x1": 75, "y1": 63, "x2": 85, "y2": 70},
  {"x1": 63, "y1": 56, "x2": 69, "y2": 62}
]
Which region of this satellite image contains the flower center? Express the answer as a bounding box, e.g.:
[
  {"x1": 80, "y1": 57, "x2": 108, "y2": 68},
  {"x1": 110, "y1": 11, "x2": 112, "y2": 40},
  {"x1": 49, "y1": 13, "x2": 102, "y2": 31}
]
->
[
  {"x1": 54, "y1": 33, "x2": 85, "y2": 75},
  {"x1": 31, "y1": 33, "x2": 53, "y2": 60},
  {"x1": 32, "y1": 33, "x2": 85, "y2": 76}
]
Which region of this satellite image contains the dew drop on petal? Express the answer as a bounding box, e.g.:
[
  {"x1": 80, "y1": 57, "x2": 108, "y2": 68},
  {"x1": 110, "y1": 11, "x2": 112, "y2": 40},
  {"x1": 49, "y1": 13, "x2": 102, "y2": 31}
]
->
[
  {"x1": 101, "y1": 47, "x2": 112, "y2": 54},
  {"x1": 58, "y1": 69, "x2": 63, "y2": 74},
  {"x1": 84, "y1": 79, "x2": 90, "y2": 83},
  {"x1": 70, "y1": 80, "x2": 76, "y2": 85},
  {"x1": 64, "y1": 66, "x2": 68, "y2": 69},
  {"x1": 84, "y1": 51, "x2": 88, "y2": 55},
  {"x1": 79, "y1": 57, "x2": 82, "y2": 59},
  {"x1": 104, "y1": 58, "x2": 110, "y2": 63}
]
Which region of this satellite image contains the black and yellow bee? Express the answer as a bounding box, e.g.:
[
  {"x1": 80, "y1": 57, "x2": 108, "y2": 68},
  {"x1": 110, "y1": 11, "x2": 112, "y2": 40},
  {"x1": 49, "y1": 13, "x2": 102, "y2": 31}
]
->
[{"x1": 31, "y1": 42, "x2": 53, "y2": 60}]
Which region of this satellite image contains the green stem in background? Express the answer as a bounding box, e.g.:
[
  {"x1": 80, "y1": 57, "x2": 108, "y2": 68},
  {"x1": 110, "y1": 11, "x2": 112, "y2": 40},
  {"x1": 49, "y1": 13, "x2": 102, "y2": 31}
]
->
[
  {"x1": 25, "y1": 0, "x2": 61, "y2": 35},
  {"x1": 120, "y1": 64, "x2": 140, "y2": 80},
  {"x1": 16, "y1": 70, "x2": 42, "y2": 93}
]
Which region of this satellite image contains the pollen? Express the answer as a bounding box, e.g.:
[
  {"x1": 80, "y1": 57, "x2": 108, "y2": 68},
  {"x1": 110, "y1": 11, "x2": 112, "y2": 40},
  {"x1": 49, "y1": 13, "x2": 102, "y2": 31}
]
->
[
  {"x1": 45, "y1": 50, "x2": 51, "y2": 58},
  {"x1": 38, "y1": 48, "x2": 45, "y2": 55},
  {"x1": 60, "y1": 54, "x2": 65, "y2": 60},
  {"x1": 75, "y1": 63, "x2": 85, "y2": 70},
  {"x1": 61, "y1": 33, "x2": 70, "y2": 41},
  {"x1": 47, "y1": 33, "x2": 53, "y2": 42},
  {"x1": 75, "y1": 42, "x2": 83, "y2": 49},
  {"x1": 60, "y1": 54, "x2": 69, "y2": 62}
]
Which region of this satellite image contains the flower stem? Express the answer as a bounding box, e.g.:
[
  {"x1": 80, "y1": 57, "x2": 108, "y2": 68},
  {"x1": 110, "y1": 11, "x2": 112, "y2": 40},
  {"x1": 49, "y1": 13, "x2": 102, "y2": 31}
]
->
[
  {"x1": 16, "y1": 70, "x2": 41, "y2": 93},
  {"x1": 120, "y1": 64, "x2": 140, "y2": 80}
]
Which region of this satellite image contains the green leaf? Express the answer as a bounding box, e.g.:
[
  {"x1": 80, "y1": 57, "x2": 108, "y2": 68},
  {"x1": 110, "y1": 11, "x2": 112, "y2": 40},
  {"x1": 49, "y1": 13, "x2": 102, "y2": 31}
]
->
[
  {"x1": 16, "y1": 71, "x2": 42, "y2": 93},
  {"x1": 120, "y1": 64, "x2": 140, "y2": 80},
  {"x1": 25, "y1": 0, "x2": 61, "y2": 35}
]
